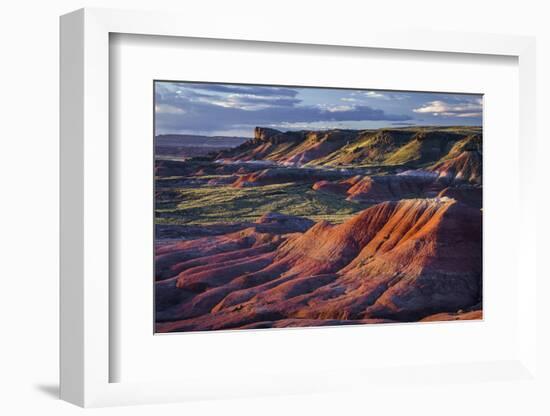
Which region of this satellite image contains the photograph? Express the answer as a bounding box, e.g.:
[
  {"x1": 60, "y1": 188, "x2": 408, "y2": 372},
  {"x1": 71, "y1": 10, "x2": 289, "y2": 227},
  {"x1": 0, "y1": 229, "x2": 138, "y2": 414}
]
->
[
  {"x1": 154, "y1": 81, "x2": 483, "y2": 333},
  {"x1": 0, "y1": 0, "x2": 544, "y2": 412}
]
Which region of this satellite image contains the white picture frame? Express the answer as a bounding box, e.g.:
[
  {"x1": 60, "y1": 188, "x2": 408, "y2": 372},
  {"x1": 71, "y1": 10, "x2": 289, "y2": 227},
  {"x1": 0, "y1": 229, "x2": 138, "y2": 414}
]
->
[{"x1": 60, "y1": 7, "x2": 539, "y2": 408}]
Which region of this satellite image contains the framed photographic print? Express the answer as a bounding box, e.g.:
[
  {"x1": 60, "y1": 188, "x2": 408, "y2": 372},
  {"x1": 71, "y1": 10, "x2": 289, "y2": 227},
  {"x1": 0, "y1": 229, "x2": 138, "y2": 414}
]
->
[
  {"x1": 60, "y1": 7, "x2": 540, "y2": 409},
  {"x1": 153, "y1": 81, "x2": 483, "y2": 333}
]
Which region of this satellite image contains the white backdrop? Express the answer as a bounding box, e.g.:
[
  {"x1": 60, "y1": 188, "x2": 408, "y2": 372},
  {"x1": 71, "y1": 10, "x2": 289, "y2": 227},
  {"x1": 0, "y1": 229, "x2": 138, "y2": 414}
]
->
[
  {"x1": 1, "y1": 1, "x2": 548, "y2": 415},
  {"x1": 111, "y1": 33, "x2": 518, "y2": 384}
]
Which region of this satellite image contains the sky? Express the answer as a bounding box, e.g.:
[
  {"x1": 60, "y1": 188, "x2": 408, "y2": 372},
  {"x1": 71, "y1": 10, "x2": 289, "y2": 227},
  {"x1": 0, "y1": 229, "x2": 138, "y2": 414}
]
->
[{"x1": 155, "y1": 81, "x2": 482, "y2": 138}]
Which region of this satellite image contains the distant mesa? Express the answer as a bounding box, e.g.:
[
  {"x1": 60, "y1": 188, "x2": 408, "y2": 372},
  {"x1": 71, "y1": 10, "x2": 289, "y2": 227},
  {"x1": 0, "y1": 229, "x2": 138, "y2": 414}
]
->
[
  {"x1": 299, "y1": 129, "x2": 482, "y2": 202},
  {"x1": 155, "y1": 134, "x2": 248, "y2": 159},
  {"x1": 156, "y1": 134, "x2": 248, "y2": 148},
  {"x1": 216, "y1": 126, "x2": 482, "y2": 171},
  {"x1": 253, "y1": 127, "x2": 284, "y2": 142}
]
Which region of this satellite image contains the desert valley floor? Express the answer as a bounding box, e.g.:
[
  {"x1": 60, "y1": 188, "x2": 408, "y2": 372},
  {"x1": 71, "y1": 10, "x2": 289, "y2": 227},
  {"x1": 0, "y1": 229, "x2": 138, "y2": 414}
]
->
[{"x1": 154, "y1": 126, "x2": 482, "y2": 332}]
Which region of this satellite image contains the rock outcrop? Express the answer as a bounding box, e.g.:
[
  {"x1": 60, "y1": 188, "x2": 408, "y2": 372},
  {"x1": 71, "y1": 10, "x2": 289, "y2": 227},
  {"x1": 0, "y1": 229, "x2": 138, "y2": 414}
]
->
[
  {"x1": 313, "y1": 172, "x2": 442, "y2": 202},
  {"x1": 231, "y1": 167, "x2": 348, "y2": 188},
  {"x1": 217, "y1": 126, "x2": 481, "y2": 168},
  {"x1": 156, "y1": 198, "x2": 482, "y2": 331}
]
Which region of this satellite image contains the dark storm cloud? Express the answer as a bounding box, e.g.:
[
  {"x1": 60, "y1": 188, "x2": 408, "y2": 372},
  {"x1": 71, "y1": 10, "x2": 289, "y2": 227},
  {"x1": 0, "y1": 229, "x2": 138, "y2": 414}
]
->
[
  {"x1": 155, "y1": 82, "x2": 411, "y2": 134},
  {"x1": 156, "y1": 99, "x2": 410, "y2": 133}
]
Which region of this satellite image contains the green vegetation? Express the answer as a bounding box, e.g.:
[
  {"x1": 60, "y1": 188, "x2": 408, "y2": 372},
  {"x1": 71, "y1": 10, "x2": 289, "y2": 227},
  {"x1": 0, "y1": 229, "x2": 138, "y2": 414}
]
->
[
  {"x1": 437, "y1": 135, "x2": 482, "y2": 162},
  {"x1": 309, "y1": 130, "x2": 407, "y2": 167},
  {"x1": 306, "y1": 126, "x2": 481, "y2": 168},
  {"x1": 383, "y1": 138, "x2": 424, "y2": 165},
  {"x1": 154, "y1": 126, "x2": 483, "y2": 229},
  {"x1": 156, "y1": 182, "x2": 366, "y2": 225}
]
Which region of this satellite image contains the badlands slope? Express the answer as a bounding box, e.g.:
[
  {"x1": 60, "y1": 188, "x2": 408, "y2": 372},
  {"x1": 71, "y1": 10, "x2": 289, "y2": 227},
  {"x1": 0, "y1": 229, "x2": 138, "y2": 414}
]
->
[{"x1": 156, "y1": 198, "x2": 482, "y2": 332}]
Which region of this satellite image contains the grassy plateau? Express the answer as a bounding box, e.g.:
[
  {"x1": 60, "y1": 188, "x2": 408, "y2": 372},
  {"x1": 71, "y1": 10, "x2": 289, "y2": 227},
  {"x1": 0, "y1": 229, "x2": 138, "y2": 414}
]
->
[{"x1": 156, "y1": 180, "x2": 364, "y2": 225}]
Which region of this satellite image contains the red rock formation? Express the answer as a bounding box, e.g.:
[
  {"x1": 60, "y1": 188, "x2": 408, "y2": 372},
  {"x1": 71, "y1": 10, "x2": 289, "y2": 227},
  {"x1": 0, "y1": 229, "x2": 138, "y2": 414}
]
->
[
  {"x1": 217, "y1": 127, "x2": 481, "y2": 168},
  {"x1": 437, "y1": 186, "x2": 482, "y2": 208},
  {"x1": 420, "y1": 309, "x2": 482, "y2": 322},
  {"x1": 231, "y1": 168, "x2": 348, "y2": 188},
  {"x1": 345, "y1": 175, "x2": 435, "y2": 202},
  {"x1": 312, "y1": 175, "x2": 362, "y2": 195},
  {"x1": 429, "y1": 150, "x2": 482, "y2": 184},
  {"x1": 312, "y1": 173, "x2": 441, "y2": 202},
  {"x1": 155, "y1": 198, "x2": 482, "y2": 331}
]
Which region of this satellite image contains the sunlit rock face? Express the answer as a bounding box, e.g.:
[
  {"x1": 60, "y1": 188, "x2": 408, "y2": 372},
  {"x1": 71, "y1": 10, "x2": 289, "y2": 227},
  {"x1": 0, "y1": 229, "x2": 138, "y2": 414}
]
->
[{"x1": 156, "y1": 198, "x2": 481, "y2": 332}]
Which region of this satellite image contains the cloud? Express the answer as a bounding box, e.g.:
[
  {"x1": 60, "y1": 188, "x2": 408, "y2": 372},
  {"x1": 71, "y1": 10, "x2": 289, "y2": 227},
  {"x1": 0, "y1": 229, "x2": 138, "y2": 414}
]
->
[
  {"x1": 169, "y1": 82, "x2": 299, "y2": 98},
  {"x1": 346, "y1": 91, "x2": 387, "y2": 100},
  {"x1": 155, "y1": 83, "x2": 482, "y2": 135},
  {"x1": 342, "y1": 91, "x2": 412, "y2": 103},
  {"x1": 325, "y1": 105, "x2": 355, "y2": 112},
  {"x1": 413, "y1": 98, "x2": 482, "y2": 118},
  {"x1": 364, "y1": 91, "x2": 385, "y2": 98},
  {"x1": 154, "y1": 104, "x2": 186, "y2": 114},
  {"x1": 156, "y1": 82, "x2": 302, "y2": 111},
  {"x1": 155, "y1": 82, "x2": 411, "y2": 134},
  {"x1": 210, "y1": 94, "x2": 301, "y2": 110},
  {"x1": 156, "y1": 99, "x2": 410, "y2": 134}
]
